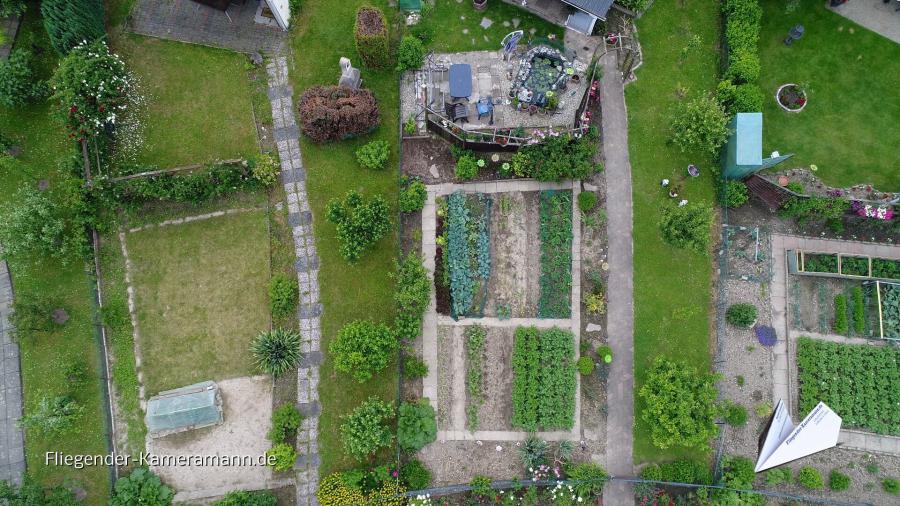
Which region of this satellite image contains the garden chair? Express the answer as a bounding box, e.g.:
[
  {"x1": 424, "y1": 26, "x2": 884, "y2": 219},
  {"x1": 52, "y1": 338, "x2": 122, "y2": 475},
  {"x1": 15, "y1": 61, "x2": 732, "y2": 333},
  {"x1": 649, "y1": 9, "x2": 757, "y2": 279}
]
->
[{"x1": 445, "y1": 102, "x2": 468, "y2": 123}]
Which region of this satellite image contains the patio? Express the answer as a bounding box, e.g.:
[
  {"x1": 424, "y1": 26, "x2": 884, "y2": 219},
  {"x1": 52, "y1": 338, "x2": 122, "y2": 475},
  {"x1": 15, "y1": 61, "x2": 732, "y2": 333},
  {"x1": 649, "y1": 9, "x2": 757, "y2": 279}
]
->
[{"x1": 829, "y1": 0, "x2": 900, "y2": 44}]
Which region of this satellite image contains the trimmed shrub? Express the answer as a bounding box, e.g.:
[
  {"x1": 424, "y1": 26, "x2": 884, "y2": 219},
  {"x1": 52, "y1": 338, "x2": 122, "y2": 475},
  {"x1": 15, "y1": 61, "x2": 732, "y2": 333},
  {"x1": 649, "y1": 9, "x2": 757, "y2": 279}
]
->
[
  {"x1": 110, "y1": 468, "x2": 174, "y2": 506},
  {"x1": 297, "y1": 85, "x2": 380, "y2": 143},
  {"x1": 0, "y1": 49, "x2": 44, "y2": 108},
  {"x1": 268, "y1": 274, "x2": 298, "y2": 320},
  {"x1": 716, "y1": 80, "x2": 763, "y2": 115},
  {"x1": 340, "y1": 397, "x2": 394, "y2": 460},
  {"x1": 576, "y1": 356, "x2": 595, "y2": 376},
  {"x1": 722, "y1": 401, "x2": 748, "y2": 426},
  {"x1": 797, "y1": 467, "x2": 824, "y2": 490},
  {"x1": 833, "y1": 294, "x2": 848, "y2": 334},
  {"x1": 455, "y1": 155, "x2": 479, "y2": 181},
  {"x1": 399, "y1": 178, "x2": 427, "y2": 213},
  {"x1": 268, "y1": 403, "x2": 302, "y2": 443},
  {"x1": 639, "y1": 357, "x2": 719, "y2": 449},
  {"x1": 726, "y1": 303, "x2": 757, "y2": 327},
  {"x1": 397, "y1": 35, "x2": 425, "y2": 71},
  {"x1": 41, "y1": 0, "x2": 105, "y2": 55},
  {"x1": 325, "y1": 190, "x2": 390, "y2": 262},
  {"x1": 400, "y1": 459, "x2": 432, "y2": 490},
  {"x1": 266, "y1": 443, "x2": 297, "y2": 472},
  {"x1": 669, "y1": 96, "x2": 729, "y2": 156},
  {"x1": 354, "y1": 6, "x2": 389, "y2": 68},
  {"x1": 397, "y1": 400, "x2": 437, "y2": 451},
  {"x1": 725, "y1": 47, "x2": 760, "y2": 84},
  {"x1": 659, "y1": 202, "x2": 714, "y2": 253},
  {"x1": 250, "y1": 329, "x2": 302, "y2": 377},
  {"x1": 829, "y1": 470, "x2": 850, "y2": 491},
  {"x1": 723, "y1": 0, "x2": 762, "y2": 53},
  {"x1": 403, "y1": 355, "x2": 428, "y2": 378},
  {"x1": 723, "y1": 181, "x2": 749, "y2": 208},
  {"x1": 213, "y1": 491, "x2": 277, "y2": 506},
  {"x1": 330, "y1": 320, "x2": 397, "y2": 382},
  {"x1": 355, "y1": 140, "x2": 390, "y2": 170},
  {"x1": 578, "y1": 191, "x2": 597, "y2": 213},
  {"x1": 765, "y1": 467, "x2": 792, "y2": 486}
]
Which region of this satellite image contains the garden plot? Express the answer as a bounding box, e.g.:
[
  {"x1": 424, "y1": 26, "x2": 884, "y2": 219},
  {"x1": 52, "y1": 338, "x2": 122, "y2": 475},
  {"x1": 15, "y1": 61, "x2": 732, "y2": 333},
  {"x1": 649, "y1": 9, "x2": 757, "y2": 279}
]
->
[{"x1": 788, "y1": 276, "x2": 880, "y2": 338}]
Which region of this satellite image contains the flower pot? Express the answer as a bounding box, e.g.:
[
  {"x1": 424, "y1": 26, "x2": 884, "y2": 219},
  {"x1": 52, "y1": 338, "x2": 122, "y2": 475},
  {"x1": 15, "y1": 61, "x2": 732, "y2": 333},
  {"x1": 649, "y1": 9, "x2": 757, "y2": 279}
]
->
[
  {"x1": 473, "y1": 0, "x2": 487, "y2": 11},
  {"x1": 776, "y1": 83, "x2": 807, "y2": 112}
]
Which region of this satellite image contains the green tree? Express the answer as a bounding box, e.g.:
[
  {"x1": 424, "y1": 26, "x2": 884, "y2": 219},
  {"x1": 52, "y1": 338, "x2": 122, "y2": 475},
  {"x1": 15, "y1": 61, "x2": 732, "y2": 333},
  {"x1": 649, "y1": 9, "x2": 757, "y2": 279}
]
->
[
  {"x1": 325, "y1": 190, "x2": 390, "y2": 262},
  {"x1": 250, "y1": 328, "x2": 302, "y2": 377},
  {"x1": 41, "y1": 0, "x2": 105, "y2": 55},
  {"x1": 330, "y1": 320, "x2": 397, "y2": 382},
  {"x1": 639, "y1": 357, "x2": 719, "y2": 450},
  {"x1": 0, "y1": 183, "x2": 90, "y2": 263},
  {"x1": 110, "y1": 468, "x2": 174, "y2": 506},
  {"x1": 669, "y1": 96, "x2": 729, "y2": 155},
  {"x1": 397, "y1": 36, "x2": 426, "y2": 71},
  {"x1": 658, "y1": 202, "x2": 714, "y2": 253},
  {"x1": 340, "y1": 397, "x2": 394, "y2": 460},
  {"x1": 397, "y1": 399, "x2": 437, "y2": 451},
  {"x1": 0, "y1": 49, "x2": 44, "y2": 108}
]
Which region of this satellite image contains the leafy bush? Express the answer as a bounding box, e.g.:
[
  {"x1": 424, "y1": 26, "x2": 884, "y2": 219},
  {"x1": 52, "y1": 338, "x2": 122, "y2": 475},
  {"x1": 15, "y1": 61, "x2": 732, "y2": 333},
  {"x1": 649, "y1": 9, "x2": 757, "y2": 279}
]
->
[
  {"x1": 397, "y1": 36, "x2": 425, "y2": 71},
  {"x1": 829, "y1": 470, "x2": 851, "y2": 491},
  {"x1": 659, "y1": 202, "x2": 714, "y2": 253},
  {"x1": 565, "y1": 463, "x2": 608, "y2": 498},
  {"x1": 297, "y1": 85, "x2": 380, "y2": 143},
  {"x1": 41, "y1": 0, "x2": 105, "y2": 55},
  {"x1": 883, "y1": 477, "x2": 900, "y2": 495},
  {"x1": 721, "y1": 401, "x2": 748, "y2": 426},
  {"x1": 576, "y1": 356, "x2": 594, "y2": 376},
  {"x1": 509, "y1": 134, "x2": 599, "y2": 181},
  {"x1": 250, "y1": 154, "x2": 280, "y2": 186},
  {"x1": 852, "y1": 287, "x2": 865, "y2": 334},
  {"x1": 354, "y1": 6, "x2": 389, "y2": 68},
  {"x1": 585, "y1": 292, "x2": 606, "y2": 315},
  {"x1": 716, "y1": 79, "x2": 763, "y2": 115},
  {"x1": 316, "y1": 472, "x2": 405, "y2": 506},
  {"x1": 597, "y1": 345, "x2": 613, "y2": 363},
  {"x1": 712, "y1": 456, "x2": 761, "y2": 505},
  {"x1": 400, "y1": 459, "x2": 432, "y2": 490},
  {"x1": 0, "y1": 181, "x2": 91, "y2": 263},
  {"x1": 19, "y1": 395, "x2": 83, "y2": 435},
  {"x1": 268, "y1": 403, "x2": 302, "y2": 443},
  {"x1": 640, "y1": 459, "x2": 711, "y2": 485},
  {"x1": 399, "y1": 178, "x2": 427, "y2": 213},
  {"x1": 213, "y1": 490, "x2": 277, "y2": 506},
  {"x1": 512, "y1": 327, "x2": 576, "y2": 431},
  {"x1": 397, "y1": 400, "x2": 437, "y2": 451},
  {"x1": 723, "y1": 0, "x2": 762, "y2": 53},
  {"x1": 726, "y1": 303, "x2": 757, "y2": 327},
  {"x1": 669, "y1": 96, "x2": 729, "y2": 156},
  {"x1": 51, "y1": 40, "x2": 136, "y2": 142},
  {"x1": 340, "y1": 397, "x2": 394, "y2": 460},
  {"x1": 266, "y1": 443, "x2": 297, "y2": 472},
  {"x1": 446, "y1": 192, "x2": 475, "y2": 316},
  {"x1": 331, "y1": 320, "x2": 397, "y2": 382},
  {"x1": 723, "y1": 181, "x2": 749, "y2": 208},
  {"x1": 403, "y1": 354, "x2": 428, "y2": 378},
  {"x1": 797, "y1": 337, "x2": 899, "y2": 434},
  {"x1": 539, "y1": 191, "x2": 573, "y2": 318},
  {"x1": 615, "y1": 0, "x2": 650, "y2": 13},
  {"x1": 110, "y1": 468, "x2": 174, "y2": 506},
  {"x1": 578, "y1": 191, "x2": 597, "y2": 213},
  {"x1": 469, "y1": 476, "x2": 493, "y2": 498},
  {"x1": 393, "y1": 253, "x2": 431, "y2": 341},
  {"x1": 355, "y1": 140, "x2": 390, "y2": 170},
  {"x1": 780, "y1": 197, "x2": 849, "y2": 225},
  {"x1": 326, "y1": 190, "x2": 390, "y2": 262},
  {"x1": 833, "y1": 294, "x2": 848, "y2": 334},
  {"x1": 0, "y1": 0, "x2": 26, "y2": 17},
  {"x1": 250, "y1": 328, "x2": 302, "y2": 377},
  {"x1": 269, "y1": 274, "x2": 298, "y2": 320},
  {"x1": 785, "y1": 181, "x2": 805, "y2": 194},
  {"x1": 872, "y1": 258, "x2": 900, "y2": 279},
  {"x1": 639, "y1": 357, "x2": 719, "y2": 449},
  {"x1": 841, "y1": 256, "x2": 869, "y2": 276},
  {"x1": 0, "y1": 478, "x2": 77, "y2": 504},
  {"x1": 797, "y1": 467, "x2": 824, "y2": 490},
  {"x1": 725, "y1": 47, "x2": 760, "y2": 84},
  {"x1": 455, "y1": 155, "x2": 479, "y2": 181},
  {"x1": 765, "y1": 467, "x2": 792, "y2": 486},
  {"x1": 0, "y1": 49, "x2": 44, "y2": 108}
]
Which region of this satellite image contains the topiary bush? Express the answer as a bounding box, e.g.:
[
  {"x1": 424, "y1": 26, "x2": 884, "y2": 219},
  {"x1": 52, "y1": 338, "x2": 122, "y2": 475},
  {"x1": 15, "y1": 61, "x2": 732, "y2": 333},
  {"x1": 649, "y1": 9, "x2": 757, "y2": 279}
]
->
[
  {"x1": 400, "y1": 459, "x2": 432, "y2": 490},
  {"x1": 797, "y1": 467, "x2": 824, "y2": 490},
  {"x1": 355, "y1": 140, "x2": 390, "y2": 170},
  {"x1": 397, "y1": 399, "x2": 437, "y2": 451},
  {"x1": 399, "y1": 178, "x2": 427, "y2": 213},
  {"x1": 354, "y1": 6, "x2": 389, "y2": 68},
  {"x1": 828, "y1": 470, "x2": 850, "y2": 491},
  {"x1": 0, "y1": 49, "x2": 45, "y2": 108},
  {"x1": 340, "y1": 397, "x2": 394, "y2": 460},
  {"x1": 726, "y1": 303, "x2": 757, "y2": 327},
  {"x1": 297, "y1": 85, "x2": 380, "y2": 143},
  {"x1": 110, "y1": 468, "x2": 174, "y2": 506},
  {"x1": 659, "y1": 202, "x2": 714, "y2": 253},
  {"x1": 325, "y1": 190, "x2": 390, "y2": 262},
  {"x1": 578, "y1": 191, "x2": 597, "y2": 213},
  {"x1": 576, "y1": 356, "x2": 595, "y2": 376},
  {"x1": 41, "y1": 0, "x2": 105, "y2": 55},
  {"x1": 455, "y1": 154, "x2": 479, "y2": 181},
  {"x1": 250, "y1": 328, "x2": 302, "y2": 377},
  {"x1": 723, "y1": 181, "x2": 749, "y2": 208},
  {"x1": 266, "y1": 443, "x2": 298, "y2": 472},
  {"x1": 268, "y1": 403, "x2": 302, "y2": 443},
  {"x1": 330, "y1": 320, "x2": 397, "y2": 382},
  {"x1": 268, "y1": 274, "x2": 298, "y2": 321},
  {"x1": 397, "y1": 35, "x2": 425, "y2": 72}
]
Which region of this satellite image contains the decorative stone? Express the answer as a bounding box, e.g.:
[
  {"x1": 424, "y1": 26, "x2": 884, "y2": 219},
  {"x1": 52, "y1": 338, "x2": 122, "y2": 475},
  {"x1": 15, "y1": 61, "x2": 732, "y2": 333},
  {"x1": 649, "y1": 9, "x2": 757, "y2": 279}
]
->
[
  {"x1": 586, "y1": 323, "x2": 603, "y2": 332},
  {"x1": 52, "y1": 308, "x2": 69, "y2": 325},
  {"x1": 429, "y1": 164, "x2": 440, "y2": 178},
  {"x1": 601, "y1": 262, "x2": 610, "y2": 271}
]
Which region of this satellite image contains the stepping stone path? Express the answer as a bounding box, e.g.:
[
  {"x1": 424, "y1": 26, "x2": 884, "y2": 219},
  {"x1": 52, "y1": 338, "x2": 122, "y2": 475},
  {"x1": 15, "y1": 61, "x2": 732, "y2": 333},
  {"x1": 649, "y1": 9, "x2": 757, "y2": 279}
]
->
[
  {"x1": 512, "y1": 18, "x2": 521, "y2": 28},
  {"x1": 266, "y1": 56, "x2": 322, "y2": 506}
]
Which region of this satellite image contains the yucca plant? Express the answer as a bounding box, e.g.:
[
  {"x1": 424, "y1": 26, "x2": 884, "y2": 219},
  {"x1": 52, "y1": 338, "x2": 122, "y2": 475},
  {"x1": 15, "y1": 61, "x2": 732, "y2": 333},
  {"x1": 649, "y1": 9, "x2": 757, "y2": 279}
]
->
[{"x1": 251, "y1": 328, "x2": 301, "y2": 377}]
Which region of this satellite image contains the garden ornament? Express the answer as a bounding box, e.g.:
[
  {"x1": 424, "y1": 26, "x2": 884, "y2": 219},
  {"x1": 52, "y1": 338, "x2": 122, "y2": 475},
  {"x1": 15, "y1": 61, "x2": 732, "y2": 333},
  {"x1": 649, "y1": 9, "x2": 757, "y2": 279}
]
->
[
  {"x1": 338, "y1": 57, "x2": 362, "y2": 90},
  {"x1": 661, "y1": 178, "x2": 670, "y2": 187},
  {"x1": 678, "y1": 199, "x2": 689, "y2": 207},
  {"x1": 784, "y1": 24, "x2": 805, "y2": 45}
]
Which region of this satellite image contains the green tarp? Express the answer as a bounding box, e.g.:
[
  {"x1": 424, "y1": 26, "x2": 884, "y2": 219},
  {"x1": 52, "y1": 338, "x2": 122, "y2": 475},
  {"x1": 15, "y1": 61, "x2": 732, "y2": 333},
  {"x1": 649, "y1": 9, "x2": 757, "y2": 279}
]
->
[
  {"x1": 146, "y1": 381, "x2": 223, "y2": 437},
  {"x1": 399, "y1": 0, "x2": 422, "y2": 11}
]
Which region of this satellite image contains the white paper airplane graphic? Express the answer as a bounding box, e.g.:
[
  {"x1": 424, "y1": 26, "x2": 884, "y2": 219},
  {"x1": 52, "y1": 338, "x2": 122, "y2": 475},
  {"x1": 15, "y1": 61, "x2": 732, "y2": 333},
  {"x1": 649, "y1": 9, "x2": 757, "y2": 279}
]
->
[{"x1": 755, "y1": 400, "x2": 842, "y2": 473}]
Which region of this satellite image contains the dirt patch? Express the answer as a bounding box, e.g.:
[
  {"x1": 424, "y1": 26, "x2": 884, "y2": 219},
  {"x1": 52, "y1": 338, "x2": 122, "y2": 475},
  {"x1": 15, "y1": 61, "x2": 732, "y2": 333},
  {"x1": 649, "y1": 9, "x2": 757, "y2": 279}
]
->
[
  {"x1": 400, "y1": 210, "x2": 422, "y2": 258},
  {"x1": 485, "y1": 191, "x2": 541, "y2": 318},
  {"x1": 476, "y1": 327, "x2": 515, "y2": 431},
  {"x1": 437, "y1": 325, "x2": 453, "y2": 430},
  {"x1": 402, "y1": 137, "x2": 457, "y2": 184}
]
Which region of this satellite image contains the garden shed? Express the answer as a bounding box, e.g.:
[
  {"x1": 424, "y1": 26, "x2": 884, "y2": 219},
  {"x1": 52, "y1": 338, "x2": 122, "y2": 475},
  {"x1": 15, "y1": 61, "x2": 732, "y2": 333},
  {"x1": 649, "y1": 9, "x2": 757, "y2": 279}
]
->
[
  {"x1": 723, "y1": 112, "x2": 793, "y2": 180},
  {"x1": 146, "y1": 381, "x2": 224, "y2": 438}
]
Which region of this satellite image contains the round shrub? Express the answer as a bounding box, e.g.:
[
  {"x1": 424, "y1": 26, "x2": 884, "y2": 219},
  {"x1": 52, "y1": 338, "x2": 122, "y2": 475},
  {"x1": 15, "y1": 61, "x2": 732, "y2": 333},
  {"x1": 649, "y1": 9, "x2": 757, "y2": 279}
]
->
[
  {"x1": 797, "y1": 467, "x2": 824, "y2": 490},
  {"x1": 578, "y1": 191, "x2": 597, "y2": 213},
  {"x1": 723, "y1": 181, "x2": 749, "y2": 208},
  {"x1": 110, "y1": 468, "x2": 174, "y2": 506},
  {"x1": 297, "y1": 85, "x2": 380, "y2": 143},
  {"x1": 330, "y1": 320, "x2": 397, "y2": 382},
  {"x1": 659, "y1": 202, "x2": 714, "y2": 253},
  {"x1": 765, "y1": 467, "x2": 792, "y2": 486},
  {"x1": 250, "y1": 328, "x2": 302, "y2": 377},
  {"x1": 726, "y1": 303, "x2": 757, "y2": 327},
  {"x1": 399, "y1": 178, "x2": 427, "y2": 213},
  {"x1": 455, "y1": 155, "x2": 478, "y2": 181},
  {"x1": 403, "y1": 355, "x2": 428, "y2": 378},
  {"x1": 266, "y1": 443, "x2": 297, "y2": 472},
  {"x1": 397, "y1": 400, "x2": 437, "y2": 451},
  {"x1": 828, "y1": 470, "x2": 850, "y2": 491},
  {"x1": 597, "y1": 345, "x2": 613, "y2": 364},
  {"x1": 725, "y1": 47, "x2": 760, "y2": 84},
  {"x1": 722, "y1": 401, "x2": 748, "y2": 426},
  {"x1": 354, "y1": 6, "x2": 389, "y2": 68},
  {"x1": 340, "y1": 397, "x2": 394, "y2": 460},
  {"x1": 669, "y1": 96, "x2": 729, "y2": 156},
  {"x1": 268, "y1": 274, "x2": 298, "y2": 320},
  {"x1": 577, "y1": 356, "x2": 595, "y2": 376},
  {"x1": 397, "y1": 35, "x2": 426, "y2": 72},
  {"x1": 0, "y1": 49, "x2": 44, "y2": 108},
  {"x1": 268, "y1": 403, "x2": 302, "y2": 443},
  {"x1": 400, "y1": 459, "x2": 432, "y2": 490},
  {"x1": 355, "y1": 140, "x2": 390, "y2": 170},
  {"x1": 325, "y1": 190, "x2": 390, "y2": 262}
]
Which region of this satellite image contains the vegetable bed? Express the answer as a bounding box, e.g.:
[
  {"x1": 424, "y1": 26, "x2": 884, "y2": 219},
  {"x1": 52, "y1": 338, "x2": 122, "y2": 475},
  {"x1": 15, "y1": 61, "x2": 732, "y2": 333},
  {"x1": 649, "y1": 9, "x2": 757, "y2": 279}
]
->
[
  {"x1": 511, "y1": 326, "x2": 576, "y2": 431},
  {"x1": 442, "y1": 191, "x2": 492, "y2": 318},
  {"x1": 797, "y1": 337, "x2": 899, "y2": 435},
  {"x1": 538, "y1": 190, "x2": 573, "y2": 318},
  {"x1": 803, "y1": 253, "x2": 838, "y2": 273},
  {"x1": 840, "y1": 256, "x2": 869, "y2": 277},
  {"x1": 880, "y1": 283, "x2": 900, "y2": 338}
]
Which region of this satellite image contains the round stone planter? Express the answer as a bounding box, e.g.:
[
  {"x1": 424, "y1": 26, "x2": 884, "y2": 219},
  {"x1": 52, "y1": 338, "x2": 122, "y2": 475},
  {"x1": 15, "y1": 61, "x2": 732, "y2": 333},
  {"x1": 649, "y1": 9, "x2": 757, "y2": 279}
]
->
[
  {"x1": 473, "y1": 0, "x2": 487, "y2": 11},
  {"x1": 776, "y1": 83, "x2": 807, "y2": 112}
]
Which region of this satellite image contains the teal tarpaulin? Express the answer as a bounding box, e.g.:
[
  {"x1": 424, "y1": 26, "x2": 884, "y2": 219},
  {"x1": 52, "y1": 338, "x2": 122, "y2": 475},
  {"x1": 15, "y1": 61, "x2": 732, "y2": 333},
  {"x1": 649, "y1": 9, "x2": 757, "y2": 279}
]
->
[
  {"x1": 399, "y1": 0, "x2": 422, "y2": 11},
  {"x1": 146, "y1": 381, "x2": 223, "y2": 437},
  {"x1": 723, "y1": 112, "x2": 792, "y2": 180}
]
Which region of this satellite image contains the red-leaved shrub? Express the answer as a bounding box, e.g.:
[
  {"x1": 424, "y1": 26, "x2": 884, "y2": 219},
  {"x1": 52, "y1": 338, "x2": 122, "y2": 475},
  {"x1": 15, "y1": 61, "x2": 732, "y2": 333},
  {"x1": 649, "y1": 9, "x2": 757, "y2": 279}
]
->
[{"x1": 297, "y1": 85, "x2": 380, "y2": 143}]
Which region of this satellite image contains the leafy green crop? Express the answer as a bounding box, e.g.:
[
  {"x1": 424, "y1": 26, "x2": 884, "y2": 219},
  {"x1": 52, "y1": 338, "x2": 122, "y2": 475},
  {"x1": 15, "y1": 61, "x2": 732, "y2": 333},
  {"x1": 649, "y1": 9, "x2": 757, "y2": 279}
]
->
[
  {"x1": 881, "y1": 284, "x2": 900, "y2": 338},
  {"x1": 512, "y1": 326, "x2": 576, "y2": 430},
  {"x1": 872, "y1": 258, "x2": 900, "y2": 280},
  {"x1": 538, "y1": 191, "x2": 572, "y2": 318},
  {"x1": 841, "y1": 256, "x2": 869, "y2": 276},
  {"x1": 465, "y1": 325, "x2": 486, "y2": 430},
  {"x1": 803, "y1": 253, "x2": 838, "y2": 273},
  {"x1": 447, "y1": 192, "x2": 473, "y2": 317}
]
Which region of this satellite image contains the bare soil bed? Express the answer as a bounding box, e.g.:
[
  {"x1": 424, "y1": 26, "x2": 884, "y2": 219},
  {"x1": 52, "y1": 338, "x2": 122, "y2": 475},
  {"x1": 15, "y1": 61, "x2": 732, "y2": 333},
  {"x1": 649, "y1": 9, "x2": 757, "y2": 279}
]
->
[
  {"x1": 484, "y1": 191, "x2": 541, "y2": 318},
  {"x1": 474, "y1": 327, "x2": 515, "y2": 431},
  {"x1": 402, "y1": 137, "x2": 458, "y2": 184},
  {"x1": 437, "y1": 325, "x2": 453, "y2": 430},
  {"x1": 789, "y1": 276, "x2": 879, "y2": 338}
]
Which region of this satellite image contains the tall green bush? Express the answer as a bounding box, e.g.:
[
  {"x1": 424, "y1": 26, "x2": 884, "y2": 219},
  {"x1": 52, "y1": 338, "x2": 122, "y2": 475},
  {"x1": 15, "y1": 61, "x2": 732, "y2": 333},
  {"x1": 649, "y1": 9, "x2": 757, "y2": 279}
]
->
[
  {"x1": 510, "y1": 134, "x2": 599, "y2": 181},
  {"x1": 833, "y1": 294, "x2": 848, "y2": 334},
  {"x1": 393, "y1": 253, "x2": 431, "y2": 341},
  {"x1": 399, "y1": 178, "x2": 427, "y2": 213},
  {"x1": 325, "y1": 190, "x2": 390, "y2": 262},
  {"x1": 0, "y1": 49, "x2": 44, "y2": 108},
  {"x1": 397, "y1": 400, "x2": 437, "y2": 451},
  {"x1": 354, "y1": 6, "x2": 389, "y2": 68},
  {"x1": 397, "y1": 35, "x2": 425, "y2": 71},
  {"x1": 340, "y1": 397, "x2": 394, "y2": 460},
  {"x1": 723, "y1": 180, "x2": 749, "y2": 208},
  {"x1": 639, "y1": 357, "x2": 719, "y2": 449},
  {"x1": 659, "y1": 202, "x2": 714, "y2": 253},
  {"x1": 0, "y1": 182, "x2": 91, "y2": 263},
  {"x1": 330, "y1": 320, "x2": 397, "y2": 382},
  {"x1": 669, "y1": 96, "x2": 729, "y2": 156}
]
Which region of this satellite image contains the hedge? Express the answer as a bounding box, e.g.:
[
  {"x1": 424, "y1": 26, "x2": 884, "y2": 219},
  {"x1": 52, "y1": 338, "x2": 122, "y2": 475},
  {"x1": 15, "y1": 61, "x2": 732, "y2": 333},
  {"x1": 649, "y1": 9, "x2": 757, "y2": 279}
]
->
[
  {"x1": 354, "y1": 6, "x2": 389, "y2": 69},
  {"x1": 297, "y1": 85, "x2": 380, "y2": 143},
  {"x1": 718, "y1": 0, "x2": 762, "y2": 114}
]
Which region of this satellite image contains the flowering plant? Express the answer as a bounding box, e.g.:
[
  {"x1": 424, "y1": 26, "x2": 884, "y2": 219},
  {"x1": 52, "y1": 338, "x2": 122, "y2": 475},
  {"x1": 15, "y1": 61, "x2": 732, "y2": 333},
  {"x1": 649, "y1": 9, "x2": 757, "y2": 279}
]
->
[{"x1": 851, "y1": 201, "x2": 893, "y2": 220}]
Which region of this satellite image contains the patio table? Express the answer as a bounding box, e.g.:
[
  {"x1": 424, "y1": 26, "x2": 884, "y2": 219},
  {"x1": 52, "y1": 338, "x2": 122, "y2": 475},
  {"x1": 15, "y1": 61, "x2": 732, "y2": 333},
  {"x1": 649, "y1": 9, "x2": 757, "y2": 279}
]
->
[{"x1": 449, "y1": 64, "x2": 472, "y2": 100}]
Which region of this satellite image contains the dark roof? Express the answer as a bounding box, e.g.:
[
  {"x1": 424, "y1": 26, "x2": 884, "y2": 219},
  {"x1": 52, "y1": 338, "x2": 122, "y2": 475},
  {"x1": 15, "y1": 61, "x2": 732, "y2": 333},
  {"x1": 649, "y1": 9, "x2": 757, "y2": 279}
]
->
[{"x1": 562, "y1": 0, "x2": 614, "y2": 19}]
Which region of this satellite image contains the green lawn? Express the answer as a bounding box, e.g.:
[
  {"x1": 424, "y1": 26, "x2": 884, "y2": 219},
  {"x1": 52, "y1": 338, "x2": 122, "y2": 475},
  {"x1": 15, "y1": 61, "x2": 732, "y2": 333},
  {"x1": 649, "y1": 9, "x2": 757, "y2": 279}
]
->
[
  {"x1": 422, "y1": 1, "x2": 563, "y2": 52},
  {"x1": 125, "y1": 210, "x2": 270, "y2": 395},
  {"x1": 115, "y1": 35, "x2": 258, "y2": 168},
  {"x1": 758, "y1": 0, "x2": 900, "y2": 190},
  {"x1": 626, "y1": 0, "x2": 719, "y2": 464}
]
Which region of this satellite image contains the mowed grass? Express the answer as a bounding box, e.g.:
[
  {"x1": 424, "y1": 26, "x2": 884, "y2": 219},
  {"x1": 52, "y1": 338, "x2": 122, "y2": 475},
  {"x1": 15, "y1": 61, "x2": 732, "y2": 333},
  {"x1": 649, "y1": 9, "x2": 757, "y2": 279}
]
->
[
  {"x1": 423, "y1": 1, "x2": 563, "y2": 52},
  {"x1": 758, "y1": 0, "x2": 900, "y2": 190},
  {"x1": 115, "y1": 35, "x2": 258, "y2": 168},
  {"x1": 126, "y1": 210, "x2": 270, "y2": 395},
  {"x1": 625, "y1": 0, "x2": 719, "y2": 464}
]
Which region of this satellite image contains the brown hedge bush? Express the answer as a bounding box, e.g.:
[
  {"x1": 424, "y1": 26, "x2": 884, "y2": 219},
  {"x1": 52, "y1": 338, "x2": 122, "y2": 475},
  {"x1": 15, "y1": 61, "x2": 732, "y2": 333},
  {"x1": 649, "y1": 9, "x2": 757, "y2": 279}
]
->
[
  {"x1": 354, "y1": 6, "x2": 389, "y2": 68},
  {"x1": 297, "y1": 85, "x2": 380, "y2": 143}
]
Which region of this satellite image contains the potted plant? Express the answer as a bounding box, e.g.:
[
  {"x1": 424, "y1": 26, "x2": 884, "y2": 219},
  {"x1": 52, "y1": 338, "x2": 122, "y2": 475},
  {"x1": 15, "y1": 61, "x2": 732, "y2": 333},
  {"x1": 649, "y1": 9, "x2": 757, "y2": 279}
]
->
[
  {"x1": 473, "y1": 0, "x2": 487, "y2": 11},
  {"x1": 776, "y1": 83, "x2": 807, "y2": 112}
]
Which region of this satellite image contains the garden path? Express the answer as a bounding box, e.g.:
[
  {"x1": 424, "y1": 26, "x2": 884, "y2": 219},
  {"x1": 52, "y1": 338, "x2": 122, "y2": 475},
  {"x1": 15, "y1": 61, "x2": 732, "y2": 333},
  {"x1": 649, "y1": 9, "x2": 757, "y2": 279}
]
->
[
  {"x1": 0, "y1": 260, "x2": 24, "y2": 486},
  {"x1": 266, "y1": 56, "x2": 322, "y2": 506},
  {"x1": 598, "y1": 50, "x2": 635, "y2": 504},
  {"x1": 770, "y1": 233, "x2": 900, "y2": 456}
]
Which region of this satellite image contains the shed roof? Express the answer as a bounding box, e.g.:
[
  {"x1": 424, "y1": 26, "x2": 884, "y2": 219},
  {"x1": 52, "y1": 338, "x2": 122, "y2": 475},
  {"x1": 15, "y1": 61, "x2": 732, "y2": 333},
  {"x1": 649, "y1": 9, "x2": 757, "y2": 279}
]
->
[
  {"x1": 146, "y1": 381, "x2": 223, "y2": 437},
  {"x1": 734, "y1": 112, "x2": 763, "y2": 167},
  {"x1": 562, "y1": 0, "x2": 614, "y2": 20}
]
